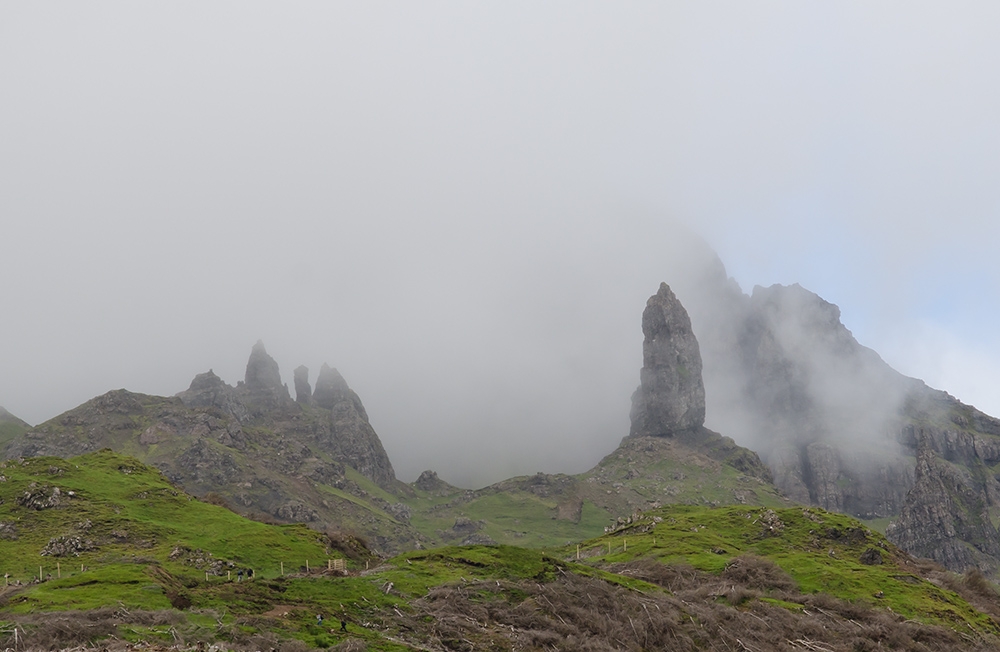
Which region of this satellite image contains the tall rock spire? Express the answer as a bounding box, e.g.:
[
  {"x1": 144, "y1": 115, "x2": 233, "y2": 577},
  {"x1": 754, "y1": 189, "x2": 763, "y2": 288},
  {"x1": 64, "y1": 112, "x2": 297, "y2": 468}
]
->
[
  {"x1": 629, "y1": 282, "x2": 706, "y2": 437},
  {"x1": 244, "y1": 340, "x2": 283, "y2": 391},
  {"x1": 293, "y1": 365, "x2": 312, "y2": 404}
]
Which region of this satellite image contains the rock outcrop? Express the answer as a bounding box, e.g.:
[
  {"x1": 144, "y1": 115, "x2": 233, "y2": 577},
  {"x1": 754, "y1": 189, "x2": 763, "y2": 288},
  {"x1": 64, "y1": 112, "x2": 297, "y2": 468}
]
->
[
  {"x1": 241, "y1": 341, "x2": 290, "y2": 410},
  {"x1": 314, "y1": 363, "x2": 397, "y2": 490},
  {"x1": 176, "y1": 369, "x2": 250, "y2": 423},
  {"x1": 3, "y1": 343, "x2": 411, "y2": 554},
  {"x1": 629, "y1": 282, "x2": 706, "y2": 437},
  {"x1": 660, "y1": 249, "x2": 1000, "y2": 572},
  {"x1": 244, "y1": 340, "x2": 283, "y2": 392},
  {"x1": 887, "y1": 435, "x2": 1000, "y2": 572},
  {"x1": 293, "y1": 366, "x2": 312, "y2": 404}
]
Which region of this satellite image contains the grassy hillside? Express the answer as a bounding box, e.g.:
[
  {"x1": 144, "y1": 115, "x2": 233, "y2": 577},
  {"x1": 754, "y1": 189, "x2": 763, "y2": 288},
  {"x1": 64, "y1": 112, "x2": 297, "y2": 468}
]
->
[
  {"x1": 0, "y1": 451, "x2": 344, "y2": 608},
  {"x1": 0, "y1": 407, "x2": 29, "y2": 451},
  {"x1": 401, "y1": 433, "x2": 788, "y2": 550},
  {"x1": 3, "y1": 451, "x2": 1000, "y2": 651}
]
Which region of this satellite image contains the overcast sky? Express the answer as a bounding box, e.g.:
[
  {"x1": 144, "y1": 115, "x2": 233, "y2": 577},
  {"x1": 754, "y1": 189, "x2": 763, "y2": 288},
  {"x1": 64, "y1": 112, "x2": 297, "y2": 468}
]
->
[{"x1": 3, "y1": 3, "x2": 1000, "y2": 487}]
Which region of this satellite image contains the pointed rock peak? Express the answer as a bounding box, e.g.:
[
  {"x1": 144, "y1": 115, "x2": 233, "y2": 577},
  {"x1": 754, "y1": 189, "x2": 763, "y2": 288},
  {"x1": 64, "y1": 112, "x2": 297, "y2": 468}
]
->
[
  {"x1": 186, "y1": 369, "x2": 226, "y2": 393},
  {"x1": 244, "y1": 340, "x2": 282, "y2": 391},
  {"x1": 313, "y1": 363, "x2": 351, "y2": 409},
  {"x1": 629, "y1": 282, "x2": 706, "y2": 437},
  {"x1": 293, "y1": 365, "x2": 312, "y2": 404}
]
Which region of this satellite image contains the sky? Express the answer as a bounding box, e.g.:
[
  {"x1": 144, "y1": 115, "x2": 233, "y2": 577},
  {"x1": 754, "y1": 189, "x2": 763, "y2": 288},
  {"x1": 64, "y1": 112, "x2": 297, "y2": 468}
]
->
[{"x1": 3, "y1": 2, "x2": 1000, "y2": 487}]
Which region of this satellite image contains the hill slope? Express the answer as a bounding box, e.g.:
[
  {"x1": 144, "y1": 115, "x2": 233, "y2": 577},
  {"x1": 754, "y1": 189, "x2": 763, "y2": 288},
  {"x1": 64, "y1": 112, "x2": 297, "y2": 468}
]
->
[
  {"x1": 0, "y1": 407, "x2": 29, "y2": 451},
  {"x1": 2, "y1": 452, "x2": 999, "y2": 651}
]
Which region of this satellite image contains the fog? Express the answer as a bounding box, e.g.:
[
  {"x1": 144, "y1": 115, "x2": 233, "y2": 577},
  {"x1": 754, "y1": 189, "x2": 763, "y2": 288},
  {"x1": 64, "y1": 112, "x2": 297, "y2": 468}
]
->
[{"x1": 3, "y1": 3, "x2": 1000, "y2": 487}]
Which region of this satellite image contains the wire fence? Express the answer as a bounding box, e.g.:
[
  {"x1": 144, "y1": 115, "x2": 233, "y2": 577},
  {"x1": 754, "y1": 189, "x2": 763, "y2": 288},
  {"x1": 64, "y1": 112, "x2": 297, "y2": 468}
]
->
[{"x1": 0, "y1": 557, "x2": 351, "y2": 587}]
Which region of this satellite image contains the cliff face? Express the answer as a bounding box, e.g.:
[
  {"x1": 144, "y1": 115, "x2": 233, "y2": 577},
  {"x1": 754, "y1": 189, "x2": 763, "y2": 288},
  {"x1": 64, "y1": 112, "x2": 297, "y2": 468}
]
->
[{"x1": 668, "y1": 254, "x2": 1000, "y2": 572}]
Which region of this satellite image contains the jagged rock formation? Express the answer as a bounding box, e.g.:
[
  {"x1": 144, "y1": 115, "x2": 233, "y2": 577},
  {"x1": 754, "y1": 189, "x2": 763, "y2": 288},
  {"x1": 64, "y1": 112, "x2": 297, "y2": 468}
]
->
[
  {"x1": 244, "y1": 340, "x2": 283, "y2": 392},
  {"x1": 3, "y1": 343, "x2": 410, "y2": 554},
  {"x1": 629, "y1": 282, "x2": 706, "y2": 437},
  {"x1": 313, "y1": 363, "x2": 396, "y2": 488},
  {"x1": 176, "y1": 369, "x2": 250, "y2": 423},
  {"x1": 313, "y1": 363, "x2": 348, "y2": 409},
  {"x1": 240, "y1": 341, "x2": 291, "y2": 414},
  {"x1": 293, "y1": 365, "x2": 311, "y2": 404},
  {"x1": 888, "y1": 434, "x2": 1000, "y2": 571},
  {"x1": 662, "y1": 248, "x2": 1000, "y2": 572}
]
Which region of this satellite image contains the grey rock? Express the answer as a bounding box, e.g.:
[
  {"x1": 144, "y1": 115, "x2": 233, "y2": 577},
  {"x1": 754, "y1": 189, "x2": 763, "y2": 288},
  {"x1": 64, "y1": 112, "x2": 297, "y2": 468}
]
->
[
  {"x1": 245, "y1": 340, "x2": 283, "y2": 392},
  {"x1": 313, "y1": 363, "x2": 397, "y2": 490},
  {"x1": 293, "y1": 365, "x2": 312, "y2": 404},
  {"x1": 313, "y1": 364, "x2": 352, "y2": 410},
  {"x1": 629, "y1": 282, "x2": 706, "y2": 437},
  {"x1": 414, "y1": 470, "x2": 451, "y2": 493},
  {"x1": 176, "y1": 370, "x2": 249, "y2": 423}
]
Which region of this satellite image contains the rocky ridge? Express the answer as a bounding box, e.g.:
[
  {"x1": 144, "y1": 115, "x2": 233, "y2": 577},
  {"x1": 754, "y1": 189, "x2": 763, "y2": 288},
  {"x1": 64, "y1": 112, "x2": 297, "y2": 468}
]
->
[
  {"x1": 4, "y1": 343, "x2": 410, "y2": 553},
  {"x1": 666, "y1": 252, "x2": 1000, "y2": 572}
]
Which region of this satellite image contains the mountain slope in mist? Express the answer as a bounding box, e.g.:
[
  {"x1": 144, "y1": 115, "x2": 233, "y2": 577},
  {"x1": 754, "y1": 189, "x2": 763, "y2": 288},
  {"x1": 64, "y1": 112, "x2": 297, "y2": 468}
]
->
[
  {"x1": 7, "y1": 234, "x2": 1000, "y2": 575},
  {"x1": 665, "y1": 248, "x2": 1000, "y2": 574},
  {"x1": 0, "y1": 286, "x2": 786, "y2": 556},
  {"x1": 401, "y1": 281, "x2": 786, "y2": 549}
]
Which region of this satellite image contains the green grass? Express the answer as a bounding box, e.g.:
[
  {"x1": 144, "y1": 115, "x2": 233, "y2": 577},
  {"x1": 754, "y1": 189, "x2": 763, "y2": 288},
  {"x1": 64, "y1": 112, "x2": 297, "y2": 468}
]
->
[
  {"x1": 0, "y1": 451, "x2": 338, "y2": 610},
  {"x1": 558, "y1": 504, "x2": 1000, "y2": 635},
  {"x1": 4, "y1": 451, "x2": 1000, "y2": 650}
]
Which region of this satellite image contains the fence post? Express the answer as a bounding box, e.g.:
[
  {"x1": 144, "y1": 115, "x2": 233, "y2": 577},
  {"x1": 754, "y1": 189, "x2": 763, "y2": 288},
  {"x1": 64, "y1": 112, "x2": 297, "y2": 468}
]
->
[{"x1": 280, "y1": 562, "x2": 284, "y2": 576}]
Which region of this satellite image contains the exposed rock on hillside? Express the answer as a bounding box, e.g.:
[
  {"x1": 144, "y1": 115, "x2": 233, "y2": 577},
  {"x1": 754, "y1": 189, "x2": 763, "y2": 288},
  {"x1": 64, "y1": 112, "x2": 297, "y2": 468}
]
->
[
  {"x1": 629, "y1": 282, "x2": 706, "y2": 437},
  {"x1": 888, "y1": 435, "x2": 1000, "y2": 571},
  {"x1": 663, "y1": 249, "x2": 1000, "y2": 572},
  {"x1": 176, "y1": 370, "x2": 250, "y2": 423},
  {"x1": 2, "y1": 343, "x2": 410, "y2": 554},
  {"x1": 293, "y1": 365, "x2": 311, "y2": 404},
  {"x1": 313, "y1": 363, "x2": 349, "y2": 409},
  {"x1": 244, "y1": 340, "x2": 284, "y2": 393},
  {"x1": 313, "y1": 363, "x2": 396, "y2": 489}
]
